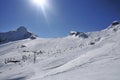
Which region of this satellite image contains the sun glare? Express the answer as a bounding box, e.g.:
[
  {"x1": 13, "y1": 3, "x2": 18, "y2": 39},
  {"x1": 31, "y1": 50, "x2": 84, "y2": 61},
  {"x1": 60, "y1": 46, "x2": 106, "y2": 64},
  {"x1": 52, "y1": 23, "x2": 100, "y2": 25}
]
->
[
  {"x1": 31, "y1": 0, "x2": 49, "y2": 20},
  {"x1": 32, "y1": 0, "x2": 47, "y2": 7},
  {"x1": 31, "y1": 0, "x2": 53, "y2": 22}
]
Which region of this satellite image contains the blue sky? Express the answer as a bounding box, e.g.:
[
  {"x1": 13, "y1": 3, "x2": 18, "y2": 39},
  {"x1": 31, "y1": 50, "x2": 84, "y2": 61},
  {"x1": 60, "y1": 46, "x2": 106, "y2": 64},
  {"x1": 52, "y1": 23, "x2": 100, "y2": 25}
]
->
[{"x1": 0, "y1": 0, "x2": 120, "y2": 38}]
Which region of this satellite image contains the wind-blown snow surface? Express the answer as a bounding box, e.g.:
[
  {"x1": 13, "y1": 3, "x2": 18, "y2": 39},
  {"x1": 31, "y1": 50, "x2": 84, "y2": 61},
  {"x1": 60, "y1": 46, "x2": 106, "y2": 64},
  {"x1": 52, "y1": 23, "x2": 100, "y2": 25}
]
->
[{"x1": 0, "y1": 22, "x2": 120, "y2": 80}]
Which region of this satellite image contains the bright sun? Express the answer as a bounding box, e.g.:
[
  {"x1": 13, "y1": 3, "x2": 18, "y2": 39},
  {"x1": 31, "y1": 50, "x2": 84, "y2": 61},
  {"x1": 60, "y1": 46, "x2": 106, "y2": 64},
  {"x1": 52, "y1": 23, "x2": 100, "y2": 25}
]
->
[
  {"x1": 32, "y1": 0, "x2": 47, "y2": 7},
  {"x1": 31, "y1": 0, "x2": 52, "y2": 21}
]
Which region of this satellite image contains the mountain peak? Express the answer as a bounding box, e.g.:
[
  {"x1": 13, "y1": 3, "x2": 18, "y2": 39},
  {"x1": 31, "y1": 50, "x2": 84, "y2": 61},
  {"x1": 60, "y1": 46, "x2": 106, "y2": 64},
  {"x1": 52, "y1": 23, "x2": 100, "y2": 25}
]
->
[
  {"x1": 17, "y1": 26, "x2": 27, "y2": 32},
  {"x1": 69, "y1": 31, "x2": 88, "y2": 38},
  {"x1": 111, "y1": 21, "x2": 120, "y2": 26},
  {"x1": 107, "y1": 21, "x2": 120, "y2": 31},
  {"x1": 0, "y1": 26, "x2": 37, "y2": 44}
]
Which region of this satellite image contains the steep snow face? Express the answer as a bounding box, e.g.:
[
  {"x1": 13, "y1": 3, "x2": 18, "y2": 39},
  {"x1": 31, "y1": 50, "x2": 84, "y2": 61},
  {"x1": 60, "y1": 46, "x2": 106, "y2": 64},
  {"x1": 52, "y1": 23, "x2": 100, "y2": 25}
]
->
[
  {"x1": 0, "y1": 21, "x2": 120, "y2": 80},
  {"x1": 69, "y1": 21, "x2": 120, "y2": 39},
  {"x1": 0, "y1": 26, "x2": 37, "y2": 44}
]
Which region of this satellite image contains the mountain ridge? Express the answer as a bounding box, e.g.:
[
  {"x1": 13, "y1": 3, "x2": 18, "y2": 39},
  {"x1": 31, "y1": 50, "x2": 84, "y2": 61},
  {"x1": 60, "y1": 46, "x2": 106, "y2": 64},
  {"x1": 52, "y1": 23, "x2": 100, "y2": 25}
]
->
[
  {"x1": 0, "y1": 21, "x2": 120, "y2": 45},
  {"x1": 0, "y1": 26, "x2": 37, "y2": 44}
]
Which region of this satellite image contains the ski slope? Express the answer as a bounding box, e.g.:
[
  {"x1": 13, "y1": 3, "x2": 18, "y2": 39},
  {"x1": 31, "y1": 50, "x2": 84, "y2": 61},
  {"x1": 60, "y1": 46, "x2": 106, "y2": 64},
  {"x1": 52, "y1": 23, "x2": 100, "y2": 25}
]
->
[{"x1": 0, "y1": 21, "x2": 120, "y2": 80}]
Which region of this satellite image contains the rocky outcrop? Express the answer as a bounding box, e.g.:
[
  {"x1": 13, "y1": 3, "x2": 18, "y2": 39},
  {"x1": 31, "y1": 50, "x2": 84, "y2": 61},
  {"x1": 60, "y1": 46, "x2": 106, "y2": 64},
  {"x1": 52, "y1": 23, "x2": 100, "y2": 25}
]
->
[{"x1": 69, "y1": 31, "x2": 88, "y2": 38}]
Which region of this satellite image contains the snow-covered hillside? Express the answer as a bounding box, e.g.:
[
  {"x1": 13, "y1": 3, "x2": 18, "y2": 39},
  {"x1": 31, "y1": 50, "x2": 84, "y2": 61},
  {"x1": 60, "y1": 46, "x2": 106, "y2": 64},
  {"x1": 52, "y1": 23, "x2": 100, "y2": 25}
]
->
[
  {"x1": 0, "y1": 21, "x2": 120, "y2": 80},
  {"x1": 0, "y1": 26, "x2": 37, "y2": 44}
]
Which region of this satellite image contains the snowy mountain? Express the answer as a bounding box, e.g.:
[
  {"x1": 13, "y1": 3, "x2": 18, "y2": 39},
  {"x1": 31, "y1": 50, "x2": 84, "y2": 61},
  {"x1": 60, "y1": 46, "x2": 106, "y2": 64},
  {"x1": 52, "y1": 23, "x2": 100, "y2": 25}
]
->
[
  {"x1": 0, "y1": 26, "x2": 37, "y2": 44},
  {"x1": 69, "y1": 31, "x2": 88, "y2": 38},
  {"x1": 0, "y1": 21, "x2": 120, "y2": 80}
]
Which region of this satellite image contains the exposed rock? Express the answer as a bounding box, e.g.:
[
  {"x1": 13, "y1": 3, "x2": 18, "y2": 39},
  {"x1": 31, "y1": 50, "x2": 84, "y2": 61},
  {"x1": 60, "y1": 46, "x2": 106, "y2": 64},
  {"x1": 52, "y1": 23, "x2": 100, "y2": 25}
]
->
[
  {"x1": 112, "y1": 21, "x2": 120, "y2": 26},
  {"x1": 69, "y1": 31, "x2": 88, "y2": 38}
]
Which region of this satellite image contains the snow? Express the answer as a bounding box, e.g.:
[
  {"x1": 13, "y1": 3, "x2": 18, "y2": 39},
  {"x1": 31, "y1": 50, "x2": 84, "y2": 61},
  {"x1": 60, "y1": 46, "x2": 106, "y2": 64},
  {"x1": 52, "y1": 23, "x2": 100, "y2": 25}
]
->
[
  {"x1": 0, "y1": 26, "x2": 37, "y2": 44},
  {"x1": 0, "y1": 22, "x2": 120, "y2": 80},
  {"x1": 69, "y1": 31, "x2": 88, "y2": 38}
]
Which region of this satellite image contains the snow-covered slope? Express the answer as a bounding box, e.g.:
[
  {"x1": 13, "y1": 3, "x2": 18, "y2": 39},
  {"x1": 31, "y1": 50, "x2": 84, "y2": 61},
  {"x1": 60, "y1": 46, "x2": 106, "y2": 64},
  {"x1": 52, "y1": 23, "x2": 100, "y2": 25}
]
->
[
  {"x1": 0, "y1": 21, "x2": 120, "y2": 80},
  {"x1": 0, "y1": 26, "x2": 37, "y2": 44}
]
